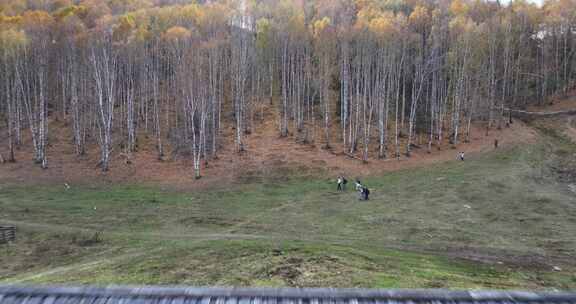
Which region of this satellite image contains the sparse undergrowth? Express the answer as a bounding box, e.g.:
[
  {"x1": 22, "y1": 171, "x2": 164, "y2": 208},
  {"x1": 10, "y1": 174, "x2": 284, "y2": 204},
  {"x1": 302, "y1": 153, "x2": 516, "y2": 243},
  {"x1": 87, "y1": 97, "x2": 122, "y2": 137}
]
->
[{"x1": 1, "y1": 121, "x2": 576, "y2": 289}]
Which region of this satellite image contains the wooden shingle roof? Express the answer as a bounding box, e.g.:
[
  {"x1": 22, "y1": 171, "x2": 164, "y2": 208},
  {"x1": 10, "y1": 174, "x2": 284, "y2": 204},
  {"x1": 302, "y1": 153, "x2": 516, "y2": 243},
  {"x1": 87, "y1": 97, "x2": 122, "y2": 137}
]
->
[{"x1": 1, "y1": 286, "x2": 575, "y2": 304}]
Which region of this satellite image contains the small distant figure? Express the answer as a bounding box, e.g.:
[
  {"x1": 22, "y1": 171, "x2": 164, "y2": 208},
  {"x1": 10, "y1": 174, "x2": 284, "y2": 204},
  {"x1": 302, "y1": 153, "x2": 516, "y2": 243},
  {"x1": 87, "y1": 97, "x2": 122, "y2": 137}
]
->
[
  {"x1": 494, "y1": 139, "x2": 499, "y2": 149},
  {"x1": 362, "y1": 187, "x2": 370, "y2": 200},
  {"x1": 355, "y1": 179, "x2": 363, "y2": 192},
  {"x1": 458, "y1": 152, "x2": 465, "y2": 161},
  {"x1": 337, "y1": 176, "x2": 348, "y2": 191}
]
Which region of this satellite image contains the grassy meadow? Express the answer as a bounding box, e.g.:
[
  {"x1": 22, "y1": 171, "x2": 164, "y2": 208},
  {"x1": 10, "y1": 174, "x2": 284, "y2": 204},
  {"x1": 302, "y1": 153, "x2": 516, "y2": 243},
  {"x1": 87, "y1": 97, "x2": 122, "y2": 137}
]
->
[{"x1": 1, "y1": 126, "x2": 576, "y2": 289}]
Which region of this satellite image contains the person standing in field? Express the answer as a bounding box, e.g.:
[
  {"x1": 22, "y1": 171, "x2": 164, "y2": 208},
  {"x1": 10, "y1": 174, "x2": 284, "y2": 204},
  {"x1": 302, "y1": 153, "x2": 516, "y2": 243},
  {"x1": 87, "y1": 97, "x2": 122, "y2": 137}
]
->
[
  {"x1": 355, "y1": 179, "x2": 365, "y2": 200},
  {"x1": 337, "y1": 175, "x2": 349, "y2": 191},
  {"x1": 355, "y1": 179, "x2": 363, "y2": 191},
  {"x1": 363, "y1": 187, "x2": 370, "y2": 200},
  {"x1": 458, "y1": 152, "x2": 465, "y2": 161}
]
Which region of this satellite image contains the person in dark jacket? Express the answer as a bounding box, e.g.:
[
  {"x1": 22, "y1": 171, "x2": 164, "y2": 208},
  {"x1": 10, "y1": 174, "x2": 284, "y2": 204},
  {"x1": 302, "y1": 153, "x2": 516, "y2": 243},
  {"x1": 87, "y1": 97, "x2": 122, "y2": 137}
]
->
[{"x1": 362, "y1": 187, "x2": 370, "y2": 200}]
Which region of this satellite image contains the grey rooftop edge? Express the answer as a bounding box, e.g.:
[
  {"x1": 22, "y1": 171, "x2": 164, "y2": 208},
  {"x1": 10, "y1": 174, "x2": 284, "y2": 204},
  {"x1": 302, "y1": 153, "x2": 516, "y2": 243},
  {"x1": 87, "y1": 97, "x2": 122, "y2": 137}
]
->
[{"x1": 1, "y1": 286, "x2": 576, "y2": 303}]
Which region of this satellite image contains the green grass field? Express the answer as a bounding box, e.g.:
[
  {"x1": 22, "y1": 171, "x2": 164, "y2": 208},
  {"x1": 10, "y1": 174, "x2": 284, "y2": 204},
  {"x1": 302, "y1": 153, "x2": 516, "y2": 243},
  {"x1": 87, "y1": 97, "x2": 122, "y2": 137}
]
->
[{"x1": 1, "y1": 125, "x2": 576, "y2": 289}]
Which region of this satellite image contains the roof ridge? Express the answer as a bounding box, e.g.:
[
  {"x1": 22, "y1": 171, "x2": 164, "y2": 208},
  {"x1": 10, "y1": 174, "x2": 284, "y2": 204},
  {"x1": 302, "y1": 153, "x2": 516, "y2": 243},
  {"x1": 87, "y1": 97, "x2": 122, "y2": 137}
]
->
[{"x1": 0, "y1": 286, "x2": 575, "y2": 302}]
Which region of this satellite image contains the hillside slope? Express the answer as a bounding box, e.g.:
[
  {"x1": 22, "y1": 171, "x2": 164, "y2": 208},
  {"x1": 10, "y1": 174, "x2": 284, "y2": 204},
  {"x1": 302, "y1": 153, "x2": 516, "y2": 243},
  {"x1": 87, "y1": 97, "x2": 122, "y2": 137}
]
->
[
  {"x1": 0, "y1": 105, "x2": 537, "y2": 189},
  {"x1": 1, "y1": 118, "x2": 575, "y2": 288}
]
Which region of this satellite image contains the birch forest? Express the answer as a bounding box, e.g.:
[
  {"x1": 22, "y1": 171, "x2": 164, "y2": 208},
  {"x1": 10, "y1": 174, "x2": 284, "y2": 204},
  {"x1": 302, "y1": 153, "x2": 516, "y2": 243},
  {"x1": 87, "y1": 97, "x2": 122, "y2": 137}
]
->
[{"x1": 1, "y1": 0, "x2": 575, "y2": 177}]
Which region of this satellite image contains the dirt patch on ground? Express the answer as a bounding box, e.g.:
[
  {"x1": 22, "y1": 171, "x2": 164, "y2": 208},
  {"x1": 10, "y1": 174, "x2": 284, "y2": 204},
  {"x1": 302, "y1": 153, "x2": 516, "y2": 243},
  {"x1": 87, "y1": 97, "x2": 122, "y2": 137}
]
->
[
  {"x1": 267, "y1": 257, "x2": 304, "y2": 285},
  {"x1": 0, "y1": 106, "x2": 538, "y2": 190},
  {"x1": 178, "y1": 216, "x2": 243, "y2": 228},
  {"x1": 256, "y1": 253, "x2": 363, "y2": 287},
  {"x1": 439, "y1": 246, "x2": 575, "y2": 272},
  {"x1": 0, "y1": 229, "x2": 110, "y2": 280},
  {"x1": 528, "y1": 90, "x2": 576, "y2": 112},
  {"x1": 563, "y1": 116, "x2": 576, "y2": 143}
]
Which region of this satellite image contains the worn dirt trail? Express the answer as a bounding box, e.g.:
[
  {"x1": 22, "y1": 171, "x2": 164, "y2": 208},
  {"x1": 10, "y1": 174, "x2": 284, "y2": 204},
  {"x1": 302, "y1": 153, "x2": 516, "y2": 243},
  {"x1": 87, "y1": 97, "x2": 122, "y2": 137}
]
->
[
  {"x1": 7, "y1": 249, "x2": 146, "y2": 283},
  {"x1": 1, "y1": 219, "x2": 270, "y2": 242}
]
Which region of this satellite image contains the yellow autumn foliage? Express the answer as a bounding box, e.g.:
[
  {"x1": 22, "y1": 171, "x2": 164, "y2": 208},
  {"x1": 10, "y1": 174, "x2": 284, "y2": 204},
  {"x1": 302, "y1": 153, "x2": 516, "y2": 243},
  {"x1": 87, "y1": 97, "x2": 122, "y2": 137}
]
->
[
  {"x1": 163, "y1": 26, "x2": 191, "y2": 42},
  {"x1": 369, "y1": 11, "x2": 397, "y2": 40},
  {"x1": 0, "y1": 28, "x2": 28, "y2": 54},
  {"x1": 312, "y1": 16, "x2": 330, "y2": 38},
  {"x1": 409, "y1": 5, "x2": 430, "y2": 30},
  {"x1": 450, "y1": 0, "x2": 469, "y2": 16}
]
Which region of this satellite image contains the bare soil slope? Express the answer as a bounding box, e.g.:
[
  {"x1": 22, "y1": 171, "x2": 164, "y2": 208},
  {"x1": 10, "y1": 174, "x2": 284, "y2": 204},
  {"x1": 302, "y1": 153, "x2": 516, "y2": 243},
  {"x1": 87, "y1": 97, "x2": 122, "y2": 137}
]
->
[
  {"x1": 528, "y1": 90, "x2": 576, "y2": 112},
  {"x1": 0, "y1": 106, "x2": 537, "y2": 189}
]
